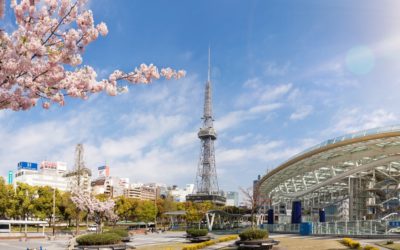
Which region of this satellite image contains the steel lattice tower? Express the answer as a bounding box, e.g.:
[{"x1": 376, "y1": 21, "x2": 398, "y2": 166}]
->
[
  {"x1": 195, "y1": 49, "x2": 219, "y2": 195},
  {"x1": 65, "y1": 143, "x2": 92, "y2": 194}
]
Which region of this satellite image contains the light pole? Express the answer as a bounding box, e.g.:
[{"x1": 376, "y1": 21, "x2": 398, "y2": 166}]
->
[
  {"x1": 154, "y1": 187, "x2": 158, "y2": 231},
  {"x1": 52, "y1": 188, "x2": 56, "y2": 237}
]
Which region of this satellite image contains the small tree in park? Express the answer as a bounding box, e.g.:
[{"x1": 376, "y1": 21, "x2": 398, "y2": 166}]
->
[
  {"x1": 240, "y1": 184, "x2": 269, "y2": 228},
  {"x1": 0, "y1": 0, "x2": 184, "y2": 111},
  {"x1": 71, "y1": 190, "x2": 118, "y2": 233}
]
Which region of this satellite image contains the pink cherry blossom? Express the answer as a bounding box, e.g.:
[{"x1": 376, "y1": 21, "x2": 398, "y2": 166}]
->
[
  {"x1": 71, "y1": 190, "x2": 119, "y2": 231},
  {"x1": 0, "y1": 0, "x2": 186, "y2": 111}
]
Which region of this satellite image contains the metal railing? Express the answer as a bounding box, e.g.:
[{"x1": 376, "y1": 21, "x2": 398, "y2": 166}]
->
[
  {"x1": 265, "y1": 220, "x2": 394, "y2": 235},
  {"x1": 312, "y1": 220, "x2": 387, "y2": 235},
  {"x1": 265, "y1": 223, "x2": 300, "y2": 234}
]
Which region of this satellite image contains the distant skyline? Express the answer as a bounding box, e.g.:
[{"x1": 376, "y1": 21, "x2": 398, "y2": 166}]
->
[{"x1": 1, "y1": 0, "x2": 400, "y2": 193}]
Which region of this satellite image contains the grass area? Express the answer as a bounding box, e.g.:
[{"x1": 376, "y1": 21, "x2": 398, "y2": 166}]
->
[{"x1": 376, "y1": 241, "x2": 400, "y2": 250}]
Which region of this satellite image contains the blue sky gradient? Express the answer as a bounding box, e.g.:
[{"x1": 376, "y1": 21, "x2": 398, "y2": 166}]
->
[{"x1": 2, "y1": 0, "x2": 400, "y2": 194}]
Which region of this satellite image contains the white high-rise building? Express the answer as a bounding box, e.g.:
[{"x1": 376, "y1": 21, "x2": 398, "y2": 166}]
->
[
  {"x1": 14, "y1": 161, "x2": 69, "y2": 191},
  {"x1": 169, "y1": 184, "x2": 195, "y2": 202},
  {"x1": 225, "y1": 191, "x2": 239, "y2": 207}
]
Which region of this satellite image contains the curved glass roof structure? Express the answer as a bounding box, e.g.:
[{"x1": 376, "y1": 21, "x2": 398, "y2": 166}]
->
[{"x1": 258, "y1": 125, "x2": 400, "y2": 207}]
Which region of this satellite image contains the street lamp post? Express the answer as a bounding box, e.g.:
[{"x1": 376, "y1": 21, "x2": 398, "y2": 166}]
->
[{"x1": 52, "y1": 188, "x2": 56, "y2": 237}]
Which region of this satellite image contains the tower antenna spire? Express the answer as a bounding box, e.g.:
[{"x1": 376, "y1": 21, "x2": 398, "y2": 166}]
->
[
  {"x1": 186, "y1": 48, "x2": 225, "y2": 205},
  {"x1": 208, "y1": 46, "x2": 211, "y2": 82}
]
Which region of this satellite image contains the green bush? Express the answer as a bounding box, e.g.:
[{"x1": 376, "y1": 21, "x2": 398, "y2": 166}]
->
[
  {"x1": 186, "y1": 229, "x2": 209, "y2": 237},
  {"x1": 387, "y1": 240, "x2": 394, "y2": 245},
  {"x1": 76, "y1": 233, "x2": 121, "y2": 246},
  {"x1": 239, "y1": 229, "x2": 268, "y2": 241},
  {"x1": 105, "y1": 229, "x2": 129, "y2": 237}
]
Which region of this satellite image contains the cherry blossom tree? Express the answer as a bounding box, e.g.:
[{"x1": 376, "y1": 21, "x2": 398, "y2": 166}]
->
[
  {"x1": 0, "y1": 0, "x2": 185, "y2": 111},
  {"x1": 71, "y1": 190, "x2": 118, "y2": 233}
]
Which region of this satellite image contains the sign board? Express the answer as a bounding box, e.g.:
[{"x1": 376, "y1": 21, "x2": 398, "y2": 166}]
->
[
  {"x1": 40, "y1": 161, "x2": 67, "y2": 171},
  {"x1": 98, "y1": 166, "x2": 110, "y2": 177},
  {"x1": 17, "y1": 162, "x2": 38, "y2": 171},
  {"x1": 56, "y1": 162, "x2": 67, "y2": 171},
  {"x1": 7, "y1": 171, "x2": 13, "y2": 185},
  {"x1": 389, "y1": 221, "x2": 400, "y2": 227},
  {"x1": 40, "y1": 161, "x2": 57, "y2": 170}
]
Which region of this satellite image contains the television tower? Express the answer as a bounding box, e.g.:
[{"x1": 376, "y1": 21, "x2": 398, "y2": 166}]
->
[{"x1": 187, "y1": 49, "x2": 226, "y2": 205}]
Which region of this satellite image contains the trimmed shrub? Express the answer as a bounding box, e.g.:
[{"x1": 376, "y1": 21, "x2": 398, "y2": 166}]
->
[
  {"x1": 186, "y1": 229, "x2": 209, "y2": 237},
  {"x1": 105, "y1": 229, "x2": 129, "y2": 237},
  {"x1": 239, "y1": 229, "x2": 268, "y2": 241},
  {"x1": 342, "y1": 238, "x2": 352, "y2": 245},
  {"x1": 341, "y1": 238, "x2": 361, "y2": 249},
  {"x1": 349, "y1": 241, "x2": 360, "y2": 249},
  {"x1": 76, "y1": 233, "x2": 121, "y2": 246},
  {"x1": 363, "y1": 245, "x2": 379, "y2": 250}
]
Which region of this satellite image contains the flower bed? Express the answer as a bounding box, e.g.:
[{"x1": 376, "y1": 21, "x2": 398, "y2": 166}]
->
[
  {"x1": 341, "y1": 238, "x2": 379, "y2": 250},
  {"x1": 182, "y1": 235, "x2": 238, "y2": 250}
]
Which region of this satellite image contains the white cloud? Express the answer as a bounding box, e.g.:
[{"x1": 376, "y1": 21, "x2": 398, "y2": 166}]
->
[
  {"x1": 215, "y1": 111, "x2": 245, "y2": 131},
  {"x1": 259, "y1": 83, "x2": 293, "y2": 102},
  {"x1": 243, "y1": 78, "x2": 261, "y2": 88},
  {"x1": 249, "y1": 103, "x2": 282, "y2": 114},
  {"x1": 290, "y1": 105, "x2": 313, "y2": 121},
  {"x1": 230, "y1": 133, "x2": 253, "y2": 143},
  {"x1": 264, "y1": 61, "x2": 291, "y2": 76},
  {"x1": 326, "y1": 108, "x2": 397, "y2": 135},
  {"x1": 170, "y1": 131, "x2": 197, "y2": 148}
]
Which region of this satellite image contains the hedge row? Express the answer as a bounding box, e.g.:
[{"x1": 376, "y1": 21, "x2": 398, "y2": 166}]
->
[
  {"x1": 341, "y1": 238, "x2": 379, "y2": 250},
  {"x1": 182, "y1": 235, "x2": 238, "y2": 250},
  {"x1": 239, "y1": 229, "x2": 268, "y2": 241},
  {"x1": 76, "y1": 233, "x2": 121, "y2": 246}
]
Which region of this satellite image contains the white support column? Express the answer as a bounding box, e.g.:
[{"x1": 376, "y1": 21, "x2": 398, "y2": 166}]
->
[
  {"x1": 206, "y1": 213, "x2": 216, "y2": 231},
  {"x1": 356, "y1": 221, "x2": 359, "y2": 235},
  {"x1": 370, "y1": 220, "x2": 373, "y2": 235}
]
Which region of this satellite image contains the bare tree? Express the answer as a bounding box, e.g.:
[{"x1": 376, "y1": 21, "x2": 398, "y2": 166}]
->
[{"x1": 240, "y1": 183, "x2": 269, "y2": 228}]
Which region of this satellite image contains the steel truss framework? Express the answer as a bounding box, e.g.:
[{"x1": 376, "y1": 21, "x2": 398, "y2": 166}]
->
[{"x1": 259, "y1": 126, "x2": 400, "y2": 221}]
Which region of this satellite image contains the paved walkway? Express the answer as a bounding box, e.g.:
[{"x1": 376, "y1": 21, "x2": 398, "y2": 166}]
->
[
  {"x1": 126, "y1": 231, "x2": 187, "y2": 248},
  {"x1": 0, "y1": 237, "x2": 70, "y2": 250}
]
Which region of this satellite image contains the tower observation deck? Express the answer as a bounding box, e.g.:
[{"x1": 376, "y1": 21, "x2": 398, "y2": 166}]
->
[{"x1": 186, "y1": 49, "x2": 226, "y2": 206}]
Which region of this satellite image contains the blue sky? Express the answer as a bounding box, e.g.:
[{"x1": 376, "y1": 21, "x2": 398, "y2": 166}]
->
[{"x1": 2, "y1": 0, "x2": 400, "y2": 194}]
